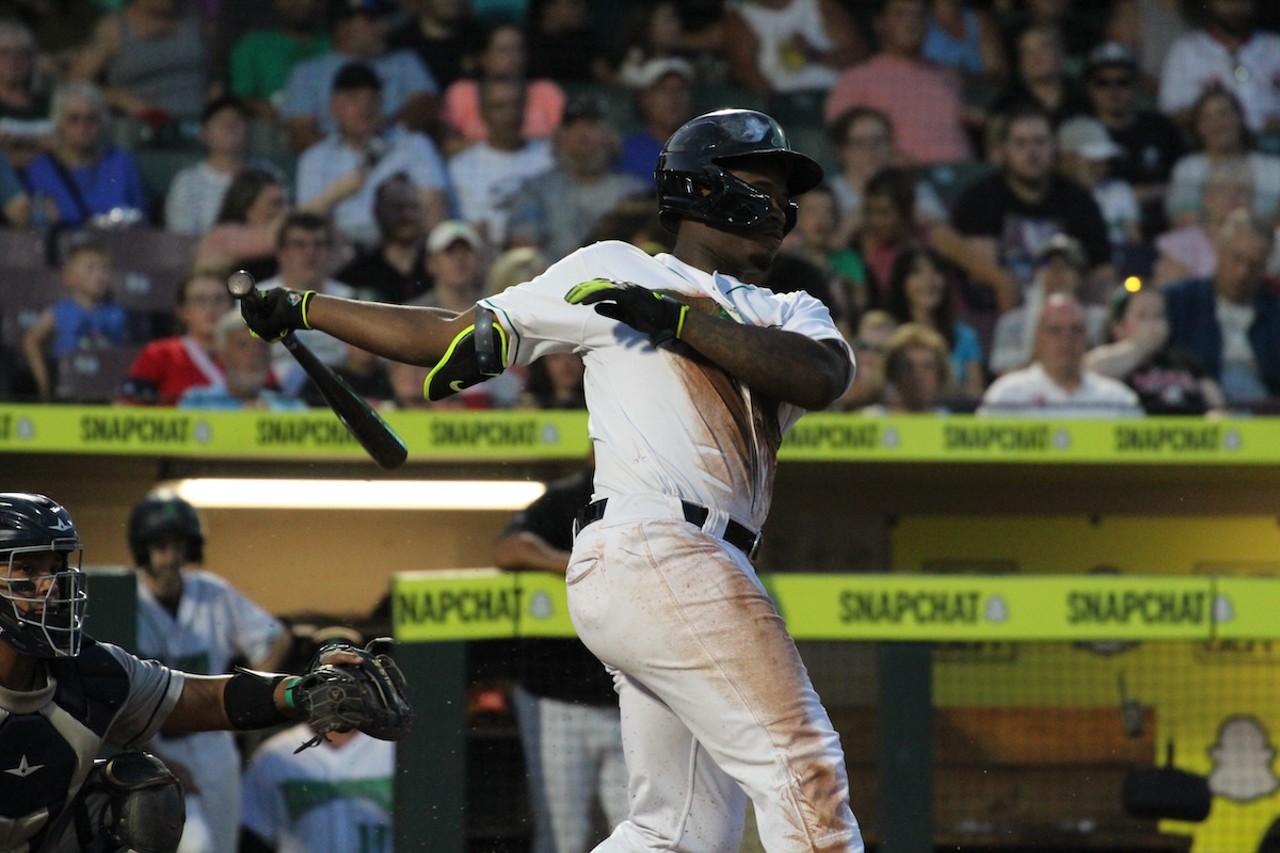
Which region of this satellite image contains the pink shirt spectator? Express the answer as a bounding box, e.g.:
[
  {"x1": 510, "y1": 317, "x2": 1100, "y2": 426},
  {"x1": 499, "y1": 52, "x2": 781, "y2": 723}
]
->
[
  {"x1": 824, "y1": 55, "x2": 973, "y2": 165},
  {"x1": 441, "y1": 78, "x2": 566, "y2": 144},
  {"x1": 1155, "y1": 225, "x2": 1217, "y2": 279}
]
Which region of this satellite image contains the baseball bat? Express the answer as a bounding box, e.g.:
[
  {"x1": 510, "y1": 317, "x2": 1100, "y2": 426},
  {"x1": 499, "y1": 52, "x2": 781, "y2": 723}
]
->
[{"x1": 227, "y1": 270, "x2": 408, "y2": 470}]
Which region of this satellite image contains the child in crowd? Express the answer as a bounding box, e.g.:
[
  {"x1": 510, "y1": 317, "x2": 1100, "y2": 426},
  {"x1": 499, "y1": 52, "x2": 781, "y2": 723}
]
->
[
  {"x1": 1056, "y1": 115, "x2": 1141, "y2": 251},
  {"x1": 21, "y1": 239, "x2": 125, "y2": 400}
]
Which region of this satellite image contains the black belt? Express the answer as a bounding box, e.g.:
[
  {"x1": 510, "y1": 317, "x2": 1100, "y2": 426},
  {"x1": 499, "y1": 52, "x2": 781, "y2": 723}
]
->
[{"x1": 576, "y1": 498, "x2": 761, "y2": 560}]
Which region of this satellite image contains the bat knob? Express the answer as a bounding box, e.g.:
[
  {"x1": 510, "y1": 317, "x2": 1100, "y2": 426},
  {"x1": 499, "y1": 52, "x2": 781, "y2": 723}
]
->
[{"x1": 227, "y1": 269, "x2": 257, "y2": 300}]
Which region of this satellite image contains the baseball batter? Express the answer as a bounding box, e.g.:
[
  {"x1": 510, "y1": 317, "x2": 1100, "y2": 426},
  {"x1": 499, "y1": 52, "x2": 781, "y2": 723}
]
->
[
  {"x1": 241, "y1": 108, "x2": 864, "y2": 851},
  {"x1": 128, "y1": 489, "x2": 292, "y2": 853}
]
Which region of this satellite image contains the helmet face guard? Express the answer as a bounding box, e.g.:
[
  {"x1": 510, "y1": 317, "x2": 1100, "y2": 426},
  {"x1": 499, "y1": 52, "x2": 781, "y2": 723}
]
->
[
  {"x1": 0, "y1": 543, "x2": 87, "y2": 658},
  {"x1": 656, "y1": 109, "x2": 824, "y2": 235}
]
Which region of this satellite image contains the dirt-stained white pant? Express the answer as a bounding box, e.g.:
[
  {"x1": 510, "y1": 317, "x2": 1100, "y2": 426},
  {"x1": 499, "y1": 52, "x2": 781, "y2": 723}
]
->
[{"x1": 566, "y1": 494, "x2": 864, "y2": 853}]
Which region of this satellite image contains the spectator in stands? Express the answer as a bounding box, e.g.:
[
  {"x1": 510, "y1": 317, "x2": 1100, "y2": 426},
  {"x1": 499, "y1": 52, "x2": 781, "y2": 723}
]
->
[
  {"x1": 23, "y1": 81, "x2": 148, "y2": 228},
  {"x1": 862, "y1": 322, "x2": 954, "y2": 414},
  {"x1": 785, "y1": 182, "x2": 867, "y2": 335},
  {"x1": 850, "y1": 166, "x2": 922, "y2": 309},
  {"x1": 1086, "y1": 284, "x2": 1227, "y2": 415},
  {"x1": 389, "y1": 0, "x2": 485, "y2": 90},
  {"x1": 485, "y1": 244, "x2": 548, "y2": 296},
  {"x1": 296, "y1": 61, "x2": 448, "y2": 247},
  {"x1": 978, "y1": 292, "x2": 1144, "y2": 417},
  {"x1": 120, "y1": 268, "x2": 233, "y2": 405},
  {"x1": 193, "y1": 166, "x2": 289, "y2": 281},
  {"x1": 1103, "y1": 0, "x2": 1191, "y2": 92},
  {"x1": 826, "y1": 106, "x2": 949, "y2": 243},
  {"x1": 0, "y1": 19, "x2": 54, "y2": 170},
  {"x1": 884, "y1": 246, "x2": 986, "y2": 402},
  {"x1": 334, "y1": 172, "x2": 431, "y2": 303},
  {"x1": 1165, "y1": 87, "x2": 1280, "y2": 230},
  {"x1": 988, "y1": 233, "x2": 1108, "y2": 376},
  {"x1": 67, "y1": 0, "x2": 210, "y2": 124},
  {"x1": 1159, "y1": 0, "x2": 1280, "y2": 133},
  {"x1": 614, "y1": 0, "x2": 706, "y2": 89},
  {"x1": 505, "y1": 94, "x2": 647, "y2": 259},
  {"x1": 1056, "y1": 115, "x2": 1141, "y2": 250},
  {"x1": 385, "y1": 359, "x2": 432, "y2": 409},
  {"x1": 0, "y1": 149, "x2": 30, "y2": 226},
  {"x1": 1164, "y1": 209, "x2": 1280, "y2": 404},
  {"x1": 21, "y1": 238, "x2": 125, "y2": 401},
  {"x1": 995, "y1": 0, "x2": 1101, "y2": 72},
  {"x1": 522, "y1": 352, "x2": 585, "y2": 409},
  {"x1": 1153, "y1": 158, "x2": 1253, "y2": 287},
  {"x1": 523, "y1": 0, "x2": 612, "y2": 84},
  {"x1": 257, "y1": 212, "x2": 357, "y2": 394},
  {"x1": 1082, "y1": 42, "x2": 1185, "y2": 239},
  {"x1": 228, "y1": 0, "x2": 332, "y2": 120},
  {"x1": 177, "y1": 309, "x2": 305, "y2": 410},
  {"x1": 839, "y1": 309, "x2": 899, "y2": 410},
  {"x1": 439, "y1": 21, "x2": 565, "y2": 153},
  {"x1": 989, "y1": 23, "x2": 1090, "y2": 130},
  {"x1": 824, "y1": 0, "x2": 974, "y2": 166},
  {"x1": 280, "y1": 0, "x2": 439, "y2": 154},
  {"x1": 950, "y1": 102, "x2": 1114, "y2": 311},
  {"x1": 722, "y1": 0, "x2": 865, "y2": 98},
  {"x1": 447, "y1": 76, "x2": 554, "y2": 246},
  {"x1": 164, "y1": 95, "x2": 250, "y2": 236},
  {"x1": 619, "y1": 56, "x2": 696, "y2": 186},
  {"x1": 922, "y1": 0, "x2": 1008, "y2": 88}
]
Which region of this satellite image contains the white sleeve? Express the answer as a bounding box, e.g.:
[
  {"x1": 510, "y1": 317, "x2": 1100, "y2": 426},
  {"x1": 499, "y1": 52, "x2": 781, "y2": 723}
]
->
[
  {"x1": 1158, "y1": 39, "x2": 1200, "y2": 116},
  {"x1": 225, "y1": 587, "x2": 286, "y2": 668},
  {"x1": 295, "y1": 146, "x2": 323, "y2": 205}
]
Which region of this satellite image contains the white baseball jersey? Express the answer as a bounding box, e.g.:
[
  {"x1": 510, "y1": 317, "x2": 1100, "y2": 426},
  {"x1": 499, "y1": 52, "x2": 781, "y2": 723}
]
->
[
  {"x1": 481, "y1": 240, "x2": 853, "y2": 531},
  {"x1": 241, "y1": 724, "x2": 394, "y2": 853},
  {"x1": 137, "y1": 570, "x2": 286, "y2": 853}
]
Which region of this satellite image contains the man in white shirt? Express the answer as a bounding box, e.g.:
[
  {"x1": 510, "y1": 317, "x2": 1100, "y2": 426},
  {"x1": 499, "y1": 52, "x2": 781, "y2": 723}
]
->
[
  {"x1": 1159, "y1": 0, "x2": 1280, "y2": 132},
  {"x1": 296, "y1": 61, "x2": 447, "y2": 247},
  {"x1": 980, "y1": 293, "x2": 1144, "y2": 417}
]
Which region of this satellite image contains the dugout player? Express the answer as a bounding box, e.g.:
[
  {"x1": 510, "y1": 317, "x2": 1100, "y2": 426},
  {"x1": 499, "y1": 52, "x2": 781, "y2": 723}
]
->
[
  {"x1": 241, "y1": 108, "x2": 864, "y2": 851},
  {"x1": 0, "y1": 492, "x2": 321, "y2": 852},
  {"x1": 128, "y1": 488, "x2": 294, "y2": 853}
]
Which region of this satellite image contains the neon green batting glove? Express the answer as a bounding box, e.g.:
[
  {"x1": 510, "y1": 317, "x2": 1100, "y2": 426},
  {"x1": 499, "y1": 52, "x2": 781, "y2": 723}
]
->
[{"x1": 565, "y1": 279, "x2": 688, "y2": 345}]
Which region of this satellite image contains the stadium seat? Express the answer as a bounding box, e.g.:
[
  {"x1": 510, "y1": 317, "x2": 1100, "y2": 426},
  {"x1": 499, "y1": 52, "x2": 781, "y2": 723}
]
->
[
  {"x1": 56, "y1": 227, "x2": 197, "y2": 299},
  {"x1": 0, "y1": 266, "x2": 63, "y2": 351},
  {"x1": 54, "y1": 344, "x2": 143, "y2": 403},
  {"x1": 0, "y1": 228, "x2": 52, "y2": 270}
]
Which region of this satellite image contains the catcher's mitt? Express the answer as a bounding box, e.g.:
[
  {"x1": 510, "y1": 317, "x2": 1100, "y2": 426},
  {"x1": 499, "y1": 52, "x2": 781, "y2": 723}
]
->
[{"x1": 291, "y1": 637, "x2": 414, "y2": 752}]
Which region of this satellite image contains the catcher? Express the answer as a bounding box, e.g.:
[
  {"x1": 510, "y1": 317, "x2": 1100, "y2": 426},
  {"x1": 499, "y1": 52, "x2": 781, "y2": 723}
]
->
[{"x1": 0, "y1": 493, "x2": 412, "y2": 853}]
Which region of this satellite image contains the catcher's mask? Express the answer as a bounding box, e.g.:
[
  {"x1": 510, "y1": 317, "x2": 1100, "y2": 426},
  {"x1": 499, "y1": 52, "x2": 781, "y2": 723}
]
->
[
  {"x1": 655, "y1": 108, "x2": 824, "y2": 236},
  {"x1": 0, "y1": 493, "x2": 87, "y2": 658}
]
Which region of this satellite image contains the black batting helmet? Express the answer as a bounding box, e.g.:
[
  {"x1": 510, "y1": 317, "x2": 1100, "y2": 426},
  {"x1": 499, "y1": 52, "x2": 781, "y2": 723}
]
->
[
  {"x1": 128, "y1": 490, "x2": 204, "y2": 567},
  {"x1": 655, "y1": 108, "x2": 824, "y2": 234},
  {"x1": 0, "y1": 493, "x2": 87, "y2": 658}
]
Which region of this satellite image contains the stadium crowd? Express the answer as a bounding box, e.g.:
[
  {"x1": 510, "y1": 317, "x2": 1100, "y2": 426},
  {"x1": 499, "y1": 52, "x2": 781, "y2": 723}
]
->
[{"x1": 1, "y1": 0, "x2": 1280, "y2": 418}]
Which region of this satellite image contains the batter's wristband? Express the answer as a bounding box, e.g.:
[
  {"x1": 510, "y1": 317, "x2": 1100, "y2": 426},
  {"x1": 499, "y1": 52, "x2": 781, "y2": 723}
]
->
[
  {"x1": 297, "y1": 290, "x2": 316, "y2": 330},
  {"x1": 224, "y1": 669, "x2": 291, "y2": 729}
]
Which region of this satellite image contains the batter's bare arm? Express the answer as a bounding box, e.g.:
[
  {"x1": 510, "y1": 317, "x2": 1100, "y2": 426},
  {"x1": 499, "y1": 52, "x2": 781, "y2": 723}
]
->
[
  {"x1": 679, "y1": 311, "x2": 851, "y2": 411},
  {"x1": 304, "y1": 296, "x2": 477, "y2": 365}
]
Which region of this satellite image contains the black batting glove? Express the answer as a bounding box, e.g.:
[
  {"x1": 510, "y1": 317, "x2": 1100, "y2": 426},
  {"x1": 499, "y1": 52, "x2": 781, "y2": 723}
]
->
[
  {"x1": 565, "y1": 279, "x2": 689, "y2": 346},
  {"x1": 240, "y1": 288, "x2": 315, "y2": 342}
]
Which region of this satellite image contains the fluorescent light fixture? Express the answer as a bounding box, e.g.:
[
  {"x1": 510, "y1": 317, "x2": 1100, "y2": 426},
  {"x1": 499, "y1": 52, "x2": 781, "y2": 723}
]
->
[{"x1": 165, "y1": 478, "x2": 546, "y2": 510}]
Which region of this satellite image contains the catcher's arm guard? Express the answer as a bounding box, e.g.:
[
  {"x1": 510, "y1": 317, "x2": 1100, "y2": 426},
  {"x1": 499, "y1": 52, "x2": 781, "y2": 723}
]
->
[{"x1": 290, "y1": 637, "x2": 414, "y2": 752}]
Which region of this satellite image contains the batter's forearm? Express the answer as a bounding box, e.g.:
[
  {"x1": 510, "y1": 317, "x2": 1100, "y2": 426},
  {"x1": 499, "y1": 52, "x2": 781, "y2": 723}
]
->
[
  {"x1": 305, "y1": 295, "x2": 472, "y2": 366},
  {"x1": 679, "y1": 311, "x2": 850, "y2": 410}
]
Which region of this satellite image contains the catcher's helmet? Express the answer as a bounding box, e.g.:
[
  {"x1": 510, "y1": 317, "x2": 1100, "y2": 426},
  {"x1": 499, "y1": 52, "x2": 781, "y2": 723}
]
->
[
  {"x1": 655, "y1": 108, "x2": 824, "y2": 234},
  {"x1": 128, "y1": 490, "x2": 204, "y2": 567},
  {"x1": 0, "y1": 493, "x2": 87, "y2": 658}
]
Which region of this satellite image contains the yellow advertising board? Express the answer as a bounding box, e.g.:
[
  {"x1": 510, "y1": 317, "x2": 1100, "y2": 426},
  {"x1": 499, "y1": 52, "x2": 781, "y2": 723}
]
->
[{"x1": 2, "y1": 406, "x2": 1276, "y2": 464}]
